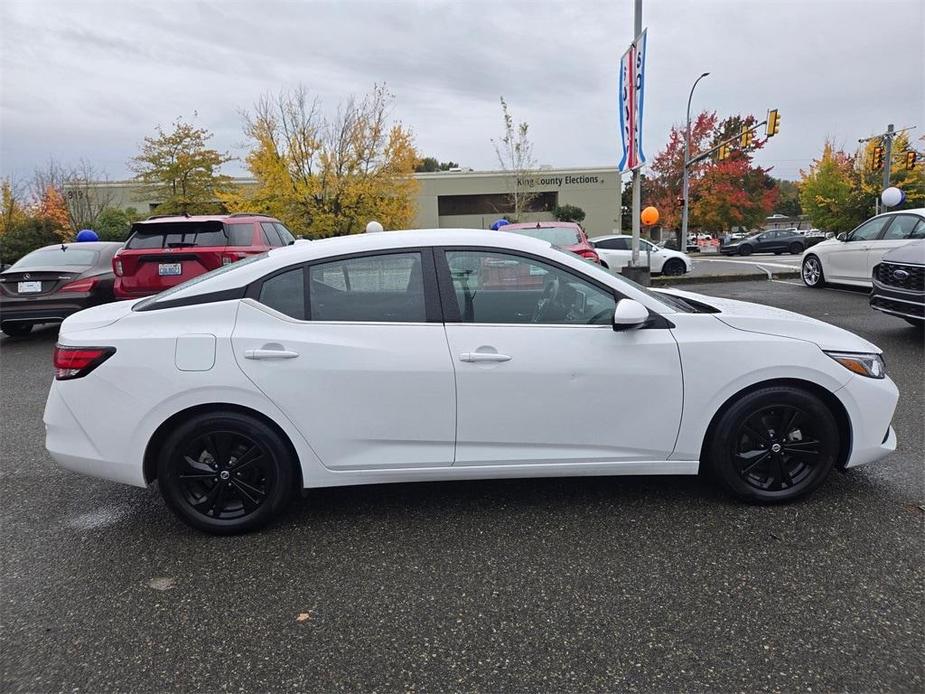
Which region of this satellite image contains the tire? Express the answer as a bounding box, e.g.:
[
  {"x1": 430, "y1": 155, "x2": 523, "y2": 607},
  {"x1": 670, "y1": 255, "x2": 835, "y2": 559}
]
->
[
  {"x1": 738, "y1": 245, "x2": 753, "y2": 256},
  {"x1": 774, "y1": 251, "x2": 783, "y2": 255},
  {"x1": 789, "y1": 242, "x2": 804, "y2": 254},
  {"x1": 802, "y1": 255, "x2": 825, "y2": 288},
  {"x1": 661, "y1": 258, "x2": 686, "y2": 276},
  {"x1": 157, "y1": 411, "x2": 296, "y2": 534},
  {"x1": 1, "y1": 322, "x2": 33, "y2": 337},
  {"x1": 707, "y1": 386, "x2": 839, "y2": 503}
]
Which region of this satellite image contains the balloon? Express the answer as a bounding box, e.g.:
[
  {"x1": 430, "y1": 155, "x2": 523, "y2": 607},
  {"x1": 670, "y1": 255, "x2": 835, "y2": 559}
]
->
[
  {"x1": 75, "y1": 229, "x2": 99, "y2": 242},
  {"x1": 365, "y1": 221, "x2": 384, "y2": 233},
  {"x1": 489, "y1": 219, "x2": 510, "y2": 231},
  {"x1": 640, "y1": 206, "x2": 660, "y2": 226},
  {"x1": 881, "y1": 187, "x2": 905, "y2": 208}
]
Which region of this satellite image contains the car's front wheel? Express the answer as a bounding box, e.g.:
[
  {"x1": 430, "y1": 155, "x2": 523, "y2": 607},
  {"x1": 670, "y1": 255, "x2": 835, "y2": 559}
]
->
[
  {"x1": 1, "y1": 322, "x2": 33, "y2": 337},
  {"x1": 157, "y1": 411, "x2": 296, "y2": 534},
  {"x1": 707, "y1": 386, "x2": 839, "y2": 503},
  {"x1": 802, "y1": 255, "x2": 825, "y2": 288}
]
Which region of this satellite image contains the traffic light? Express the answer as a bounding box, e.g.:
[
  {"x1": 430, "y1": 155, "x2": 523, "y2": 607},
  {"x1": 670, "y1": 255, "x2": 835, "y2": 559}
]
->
[
  {"x1": 740, "y1": 127, "x2": 754, "y2": 148},
  {"x1": 718, "y1": 143, "x2": 731, "y2": 161},
  {"x1": 766, "y1": 109, "x2": 781, "y2": 137},
  {"x1": 906, "y1": 151, "x2": 918, "y2": 170},
  {"x1": 872, "y1": 145, "x2": 884, "y2": 170}
]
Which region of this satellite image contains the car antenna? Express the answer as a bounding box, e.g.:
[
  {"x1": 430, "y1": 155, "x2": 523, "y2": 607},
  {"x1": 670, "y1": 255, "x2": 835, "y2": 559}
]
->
[
  {"x1": 535, "y1": 222, "x2": 541, "y2": 228},
  {"x1": 61, "y1": 242, "x2": 67, "y2": 251}
]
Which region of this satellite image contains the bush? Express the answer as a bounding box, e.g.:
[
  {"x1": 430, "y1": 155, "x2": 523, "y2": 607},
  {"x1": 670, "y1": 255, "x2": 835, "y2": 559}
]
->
[
  {"x1": 94, "y1": 206, "x2": 141, "y2": 242},
  {"x1": 554, "y1": 204, "x2": 586, "y2": 223},
  {"x1": 0, "y1": 218, "x2": 66, "y2": 266}
]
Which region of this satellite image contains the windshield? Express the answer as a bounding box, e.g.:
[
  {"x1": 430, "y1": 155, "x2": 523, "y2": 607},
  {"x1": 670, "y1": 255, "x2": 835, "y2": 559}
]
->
[
  {"x1": 10, "y1": 248, "x2": 99, "y2": 268},
  {"x1": 507, "y1": 226, "x2": 582, "y2": 246},
  {"x1": 133, "y1": 252, "x2": 269, "y2": 310},
  {"x1": 126, "y1": 221, "x2": 232, "y2": 249}
]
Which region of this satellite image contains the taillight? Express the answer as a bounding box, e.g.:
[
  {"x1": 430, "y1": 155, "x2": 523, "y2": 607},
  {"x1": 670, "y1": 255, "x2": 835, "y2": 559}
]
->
[
  {"x1": 113, "y1": 257, "x2": 123, "y2": 276},
  {"x1": 59, "y1": 277, "x2": 97, "y2": 293},
  {"x1": 53, "y1": 345, "x2": 115, "y2": 380},
  {"x1": 579, "y1": 249, "x2": 601, "y2": 263}
]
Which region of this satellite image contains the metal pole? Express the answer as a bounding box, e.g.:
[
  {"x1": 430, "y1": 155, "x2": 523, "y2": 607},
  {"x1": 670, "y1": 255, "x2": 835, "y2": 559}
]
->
[
  {"x1": 680, "y1": 72, "x2": 709, "y2": 253},
  {"x1": 882, "y1": 123, "x2": 894, "y2": 193},
  {"x1": 631, "y1": 0, "x2": 643, "y2": 266}
]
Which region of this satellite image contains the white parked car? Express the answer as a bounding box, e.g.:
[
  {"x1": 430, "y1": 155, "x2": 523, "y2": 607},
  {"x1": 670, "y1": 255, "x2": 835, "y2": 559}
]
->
[
  {"x1": 45, "y1": 229, "x2": 898, "y2": 533},
  {"x1": 801, "y1": 209, "x2": 925, "y2": 288},
  {"x1": 588, "y1": 235, "x2": 692, "y2": 275}
]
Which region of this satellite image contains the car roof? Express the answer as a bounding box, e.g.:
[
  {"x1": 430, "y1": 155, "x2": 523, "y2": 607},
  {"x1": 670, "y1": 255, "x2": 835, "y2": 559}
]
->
[
  {"x1": 589, "y1": 234, "x2": 639, "y2": 241},
  {"x1": 502, "y1": 221, "x2": 581, "y2": 229},
  {"x1": 133, "y1": 214, "x2": 278, "y2": 225},
  {"x1": 34, "y1": 242, "x2": 124, "y2": 251}
]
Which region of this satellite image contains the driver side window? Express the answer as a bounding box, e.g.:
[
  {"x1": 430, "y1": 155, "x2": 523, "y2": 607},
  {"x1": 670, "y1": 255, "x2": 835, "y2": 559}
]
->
[
  {"x1": 849, "y1": 217, "x2": 891, "y2": 241},
  {"x1": 443, "y1": 250, "x2": 615, "y2": 325}
]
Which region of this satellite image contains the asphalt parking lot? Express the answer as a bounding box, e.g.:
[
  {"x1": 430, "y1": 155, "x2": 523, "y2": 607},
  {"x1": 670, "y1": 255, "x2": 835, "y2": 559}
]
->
[{"x1": 1, "y1": 280, "x2": 922, "y2": 693}]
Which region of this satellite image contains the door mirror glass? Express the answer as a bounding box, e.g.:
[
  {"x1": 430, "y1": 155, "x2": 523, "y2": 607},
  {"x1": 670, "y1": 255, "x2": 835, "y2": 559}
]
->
[
  {"x1": 836, "y1": 232, "x2": 847, "y2": 242},
  {"x1": 612, "y1": 298, "x2": 649, "y2": 331}
]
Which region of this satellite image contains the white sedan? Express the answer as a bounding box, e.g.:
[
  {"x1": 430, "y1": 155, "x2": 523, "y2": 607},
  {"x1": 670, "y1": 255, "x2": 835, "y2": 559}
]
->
[
  {"x1": 45, "y1": 229, "x2": 898, "y2": 533},
  {"x1": 589, "y1": 235, "x2": 692, "y2": 275},
  {"x1": 801, "y1": 209, "x2": 925, "y2": 288}
]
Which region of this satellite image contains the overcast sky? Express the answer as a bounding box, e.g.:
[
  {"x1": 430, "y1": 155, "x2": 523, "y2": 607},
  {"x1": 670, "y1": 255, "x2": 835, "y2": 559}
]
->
[{"x1": 1, "y1": 0, "x2": 923, "y2": 183}]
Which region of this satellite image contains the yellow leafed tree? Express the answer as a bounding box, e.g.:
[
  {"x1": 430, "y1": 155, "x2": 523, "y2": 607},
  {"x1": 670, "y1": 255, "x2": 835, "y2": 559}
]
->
[
  {"x1": 855, "y1": 133, "x2": 925, "y2": 207},
  {"x1": 223, "y1": 84, "x2": 419, "y2": 237}
]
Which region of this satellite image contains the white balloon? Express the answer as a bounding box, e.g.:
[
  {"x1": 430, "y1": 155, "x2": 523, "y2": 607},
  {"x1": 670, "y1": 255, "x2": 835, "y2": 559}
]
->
[
  {"x1": 881, "y1": 187, "x2": 904, "y2": 208},
  {"x1": 365, "y1": 220, "x2": 384, "y2": 233}
]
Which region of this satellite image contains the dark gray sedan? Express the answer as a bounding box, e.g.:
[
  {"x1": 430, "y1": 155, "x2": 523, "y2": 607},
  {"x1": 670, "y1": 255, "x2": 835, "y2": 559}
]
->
[
  {"x1": 0, "y1": 242, "x2": 123, "y2": 337},
  {"x1": 870, "y1": 239, "x2": 925, "y2": 327}
]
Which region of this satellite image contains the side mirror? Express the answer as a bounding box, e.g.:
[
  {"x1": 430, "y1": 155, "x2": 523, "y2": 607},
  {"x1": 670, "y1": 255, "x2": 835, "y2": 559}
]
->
[
  {"x1": 612, "y1": 298, "x2": 649, "y2": 331},
  {"x1": 836, "y1": 232, "x2": 847, "y2": 242}
]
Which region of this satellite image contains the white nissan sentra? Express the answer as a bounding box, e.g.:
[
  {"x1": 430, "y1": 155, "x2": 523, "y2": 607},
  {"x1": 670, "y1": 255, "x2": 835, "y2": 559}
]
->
[{"x1": 44, "y1": 229, "x2": 898, "y2": 533}]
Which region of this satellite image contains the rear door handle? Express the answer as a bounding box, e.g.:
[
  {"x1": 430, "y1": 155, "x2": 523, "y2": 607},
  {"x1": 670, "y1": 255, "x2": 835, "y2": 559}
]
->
[
  {"x1": 244, "y1": 348, "x2": 299, "y2": 360},
  {"x1": 459, "y1": 352, "x2": 512, "y2": 363}
]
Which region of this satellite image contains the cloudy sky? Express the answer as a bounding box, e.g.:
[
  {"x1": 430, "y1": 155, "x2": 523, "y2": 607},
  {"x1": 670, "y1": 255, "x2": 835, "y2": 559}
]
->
[{"x1": 1, "y1": 0, "x2": 922, "y2": 183}]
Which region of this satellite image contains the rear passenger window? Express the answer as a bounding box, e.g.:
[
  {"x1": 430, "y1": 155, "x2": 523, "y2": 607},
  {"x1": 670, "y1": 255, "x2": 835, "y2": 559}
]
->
[
  {"x1": 883, "y1": 215, "x2": 922, "y2": 240},
  {"x1": 261, "y1": 223, "x2": 283, "y2": 247},
  {"x1": 225, "y1": 223, "x2": 255, "y2": 246},
  {"x1": 258, "y1": 267, "x2": 305, "y2": 319},
  {"x1": 274, "y1": 223, "x2": 295, "y2": 245},
  {"x1": 309, "y1": 253, "x2": 426, "y2": 322}
]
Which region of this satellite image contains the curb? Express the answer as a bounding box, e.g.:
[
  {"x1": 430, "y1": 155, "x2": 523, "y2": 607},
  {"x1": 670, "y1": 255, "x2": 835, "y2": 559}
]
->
[{"x1": 651, "y1": 270, "x2": 801, "y2": 286}]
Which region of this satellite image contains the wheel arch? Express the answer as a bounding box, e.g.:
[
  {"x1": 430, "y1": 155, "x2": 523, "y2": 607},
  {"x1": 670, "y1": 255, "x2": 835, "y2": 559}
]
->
[
  {"x1": 698, "y1": 378, "x2": 852, "y2": 470},
  {"x1": 143, "y1": 402, "x2": 304, "y2": 486}
]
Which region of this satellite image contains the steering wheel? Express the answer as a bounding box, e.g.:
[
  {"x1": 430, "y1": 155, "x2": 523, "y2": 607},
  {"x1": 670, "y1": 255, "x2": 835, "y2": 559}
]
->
[{"x1": 531, "y1": 274, "x2": 561, "y2": 323}]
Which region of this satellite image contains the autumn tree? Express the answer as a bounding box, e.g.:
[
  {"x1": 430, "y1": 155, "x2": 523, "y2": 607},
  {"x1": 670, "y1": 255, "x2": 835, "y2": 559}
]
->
[
  {"x1": 799, "y1": 141, "x2": 869, "y2": 232},
  {"x1": 691, "y1": 155, "x2": 778, "y2": 232},
  {"x1": 129, "y1": 117, "x2": 233, "y2": 214},
  {"x1": 492, "y1": 97, "x2": 537, "y2": 220},
  {"x1": 774, "y1": 179, "x2": 802, "y2": 217},
  {"x1": 0, "y1": 178, "x2": 27, "y2": 237},
  {"x1": 854, "y1": 133, "x2": 925, "y2": 209},
  {"x1": 31, "y1": 159, "x2": 115, "y2": 232},
  {"x1": 227, "y1": 84, "x2": 419, "y2": 237}
]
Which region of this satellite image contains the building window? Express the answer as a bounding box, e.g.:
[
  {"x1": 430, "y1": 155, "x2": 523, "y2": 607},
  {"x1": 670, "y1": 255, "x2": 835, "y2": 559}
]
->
[{"x1": 437, "y1": 192, "x2": 558, "y2": 216}]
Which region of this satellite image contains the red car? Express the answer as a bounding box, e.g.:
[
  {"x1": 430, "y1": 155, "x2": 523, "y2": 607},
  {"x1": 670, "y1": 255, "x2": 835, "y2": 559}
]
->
[
  {"x1": 113, "y1": 213, "x2": 295, "y2": 298},
  {"x1": 499, "y1": 221, "x2": 601, "y2": 263}
]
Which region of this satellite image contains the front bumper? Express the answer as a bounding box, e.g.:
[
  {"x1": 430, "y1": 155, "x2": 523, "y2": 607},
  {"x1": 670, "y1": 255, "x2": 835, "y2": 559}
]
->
[
  {"x1": 835, "y1": 373, "x2": 899, "y2": 468},
  {"x1": 870, "y1": 280, "x2": 924, "y2": 321}
]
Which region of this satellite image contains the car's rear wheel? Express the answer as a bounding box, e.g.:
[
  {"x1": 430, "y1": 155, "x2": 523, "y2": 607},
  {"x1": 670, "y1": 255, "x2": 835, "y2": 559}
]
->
[
  {"x1": 789, "y1": 242, "x2": 804, "y2": 254},
  {"x1": 707, "y1": 386, "x2": 839, "y2": 503},
  {"x1": 738, "y1": 245, "x2": 753, "y2": 256},
  {"x1": 1, "y1": 322, "x2": 33, "y2": 337},
  {"x1": 802, "y1": 255, "x2": 825, "y2": 288},
  {"x1": 661, "y1": 258, "x2": 686, "y2": 276},
  {"x1": 157, "y1": 412, "x2": 295, "y2": 534}
]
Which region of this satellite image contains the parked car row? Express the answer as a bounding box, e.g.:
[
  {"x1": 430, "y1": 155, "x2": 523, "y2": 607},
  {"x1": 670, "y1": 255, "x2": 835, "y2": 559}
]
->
[{"x1": 0, "y1": 213, "x2": 295, "y2": 337}]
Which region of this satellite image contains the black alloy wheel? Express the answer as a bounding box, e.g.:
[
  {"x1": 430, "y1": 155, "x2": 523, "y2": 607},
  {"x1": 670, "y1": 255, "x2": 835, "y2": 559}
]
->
[
  {"x1": 662, "y1": 258, "x2": 686, "y2": 276},
  {"x1": 789, "y1": 242, "x2": 804, "y2": 254},
  {"x1": 157, "y1": 412, "x2": 295, "y2": 534},
  {"x1": 1, "y1": 322, "x2": 33, "y2": 337},
  {"x1": 738, "y1": 245, "x2": 753, "y2": 256},
  {"x1": 708, "y1": 386, "x2": 839, "y2": 502}
]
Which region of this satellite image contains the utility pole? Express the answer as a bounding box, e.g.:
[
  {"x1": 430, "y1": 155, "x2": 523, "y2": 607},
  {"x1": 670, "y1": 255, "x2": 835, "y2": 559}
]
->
[
  {"x1": 630, "y1": 0, "x2": 643, "y2": 268},
  {"x1": 680, "y1": 72, "x2": 710, "y2": 254},
  {"x1": 882, "y1": 123, "x2": 894, "y2": 190}
]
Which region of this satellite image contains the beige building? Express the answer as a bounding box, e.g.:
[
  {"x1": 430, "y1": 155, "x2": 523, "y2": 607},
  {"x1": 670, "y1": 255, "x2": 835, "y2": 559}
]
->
[{"x1": 93, "y1": 166, "x2": 624, "y2": 236}]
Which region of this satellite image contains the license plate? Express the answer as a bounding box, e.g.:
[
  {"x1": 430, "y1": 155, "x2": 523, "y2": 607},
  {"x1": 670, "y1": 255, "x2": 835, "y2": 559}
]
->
[
  {"x1": 158, "y1": 263, "x2": 182, "y2": 277},
  {"x1": 18, "y1": 281, "x2": 42, "y2": 293}
]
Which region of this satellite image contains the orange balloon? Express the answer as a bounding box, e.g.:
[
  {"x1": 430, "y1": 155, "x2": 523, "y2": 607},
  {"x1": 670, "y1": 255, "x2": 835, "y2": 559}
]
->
[{"x1": 641, "y1": 206, "x2": 660, "y2": 226}]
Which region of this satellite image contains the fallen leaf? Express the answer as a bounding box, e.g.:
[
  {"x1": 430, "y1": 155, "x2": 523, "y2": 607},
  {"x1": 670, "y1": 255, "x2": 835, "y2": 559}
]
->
[
  {"x1": 147, "y1": 577, "x2": 176, "y2": 591},
  {"x1": 296, "y1": 612, "x2": 313, "y2": 622}
]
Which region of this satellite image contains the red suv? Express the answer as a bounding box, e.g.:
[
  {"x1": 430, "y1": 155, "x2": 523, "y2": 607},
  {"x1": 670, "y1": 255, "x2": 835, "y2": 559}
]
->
[
  {"x1": 498, "y1": 221, "x2": 601, "y2": 263},
  {"x1": 113, "y1": 213, "x2": 295, "y2": 298}
]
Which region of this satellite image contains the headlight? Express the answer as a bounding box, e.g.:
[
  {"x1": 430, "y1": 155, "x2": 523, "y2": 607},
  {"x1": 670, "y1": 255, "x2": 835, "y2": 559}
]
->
[{"x1": 825, "y1": 351, "x2": 885, "y2": 379}]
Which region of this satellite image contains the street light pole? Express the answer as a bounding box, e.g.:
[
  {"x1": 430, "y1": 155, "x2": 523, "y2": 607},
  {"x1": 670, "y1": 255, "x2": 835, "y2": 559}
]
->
[
  {"x1": 680, "y1": 72, "x2": 709, "y2": 253},
  {"x1": 630, "y1": 0, "x2": 643, "y2": 268}
]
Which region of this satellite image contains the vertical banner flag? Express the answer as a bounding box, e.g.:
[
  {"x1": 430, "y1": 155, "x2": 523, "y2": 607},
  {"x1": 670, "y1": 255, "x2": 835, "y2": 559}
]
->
[{"x1": 618, "y1": 28, "x2": 647, "y2": 172}]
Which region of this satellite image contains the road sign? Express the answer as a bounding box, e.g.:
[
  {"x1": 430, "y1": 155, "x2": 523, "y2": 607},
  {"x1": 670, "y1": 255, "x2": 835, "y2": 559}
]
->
[{"x1": 618, "y1": 28, "x2": 647, "y2": 172}]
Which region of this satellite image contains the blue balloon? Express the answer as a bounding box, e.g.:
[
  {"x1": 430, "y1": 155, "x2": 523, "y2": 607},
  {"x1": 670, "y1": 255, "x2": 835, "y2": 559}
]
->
[
  {"x1": 490, "y1": 219, "x2": 510, "y2": 231},
  {"x1": 76, "y1": 229, "x2": 99, "y2": 242}
]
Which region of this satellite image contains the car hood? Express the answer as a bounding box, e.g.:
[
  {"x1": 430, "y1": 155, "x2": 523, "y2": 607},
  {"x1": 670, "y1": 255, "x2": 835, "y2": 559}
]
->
[
  {"x1": 881, "y1": 239, "x2": 925, "y2": 264},
  {"x1": 657, "y1": 288, "x2": 881, "y2": 353},
  {"x1": 59, "y1": 299, "x2": 140, "y2": 333}
]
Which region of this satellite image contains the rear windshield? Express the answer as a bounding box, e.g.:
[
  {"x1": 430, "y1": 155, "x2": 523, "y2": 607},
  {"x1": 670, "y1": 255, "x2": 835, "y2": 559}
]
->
[
  {"x1": 125, "y1": 221, "x2": 254, "y2": 249},
  {"x1": 10, "y1": 248, "x2": 99, "y2": 268},
  {"x1": 507, "y1": 226, "x2": 582, "y2": 246}
]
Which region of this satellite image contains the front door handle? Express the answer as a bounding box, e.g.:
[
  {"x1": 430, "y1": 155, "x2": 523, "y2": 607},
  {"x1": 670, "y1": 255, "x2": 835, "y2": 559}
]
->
[
  {"x1": 244, "y1": 348, "x2": 299, "y2": 360},
  {"x1": 459, "y1": 352, "x2": 512, "y2": 363}
]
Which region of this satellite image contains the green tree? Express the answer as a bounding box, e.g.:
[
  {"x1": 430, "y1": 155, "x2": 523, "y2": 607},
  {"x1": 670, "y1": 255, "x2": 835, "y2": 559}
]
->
[
  {"x1": 774, "y1": 179, "x2": 802, "y2": 217},
  {"x1": 855, "y1": 133, "x2": 925, "y2": 209},
  {"x1": 799, "y1": 141, "x2": 870, "y2": 232},
  {"x1": 554, "y1": 204, "x2": 586, "y2": 223},
  {"x1": 94, "y1": 207, "x2": 141, "y2": 241},
  {"x1": 129, "y1": 117, "x2": 233, "y2": 214},
  {"x1": 0, "y1": 217, "x2": 63, "y2": 266},
  {"x1": 415, "y1": 157, "x2": 460, "y2": 172}
]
